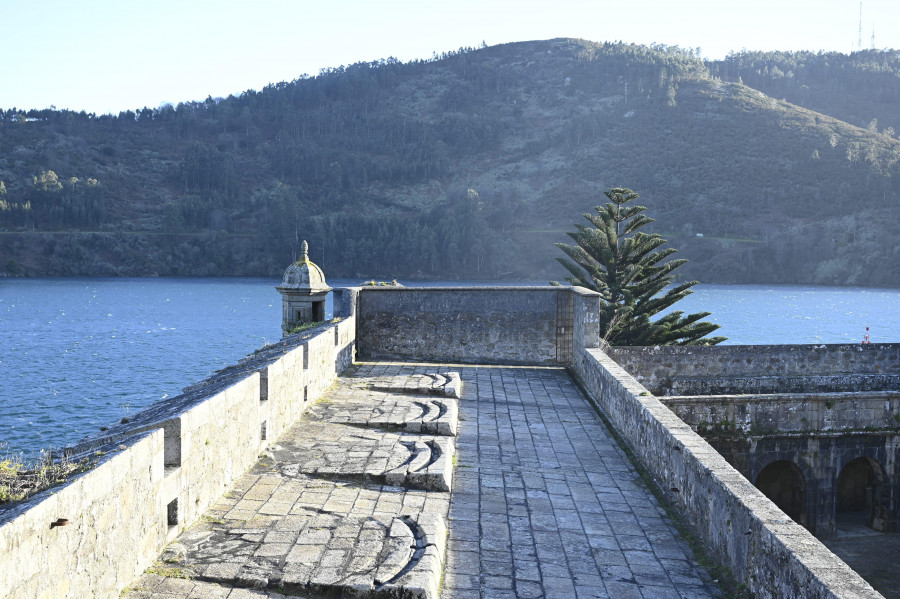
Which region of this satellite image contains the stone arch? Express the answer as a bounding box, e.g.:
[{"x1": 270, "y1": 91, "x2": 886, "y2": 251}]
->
[
  {"x1": 836, "y1": 456, "x2": 888, "y2": 532},
  {"x1": 755, "y1": 460, "x2": 808, "y2": 528}
]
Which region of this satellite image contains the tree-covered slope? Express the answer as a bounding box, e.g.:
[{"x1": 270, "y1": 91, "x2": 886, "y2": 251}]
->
[
  {"x1": 709, "y1": 49, "x2": 900, "y2": 134},
  {"x1": 1, "y1": 38, "x2": 898, "y2": 286}
]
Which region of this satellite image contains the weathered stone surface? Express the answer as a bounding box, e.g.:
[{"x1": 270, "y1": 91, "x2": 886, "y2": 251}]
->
[
  {"x1": 268, "y1": 423, "x2": 454, "y2": 492},
  {"x1": 310, "y1": 395, "x2": 459, "y2": 437},
  {"x1": 125, "y1": 361, "x2": 719, "y2": 599},
  {"x1": 663, "y1": 391, "x2": 900, "y2": 434},
  {"x1": 358, "y1": 287, "x2": 572, "y2": 365},
  {"x1": 125, "y1": 366, "x2": 458, "y2": 599},
  {"x1": 436, "y1": 364, "x2": 721, "y2": 599},
  {"x1": 608, "y1": 343, "x2": 900, "y2": 396},
  {"x1": 357, "y1": 372, "x2": 463, "y2": 399},
  {"x1": 573, "y1": 346, "x2": 885, "y2": 599},
  {"x1": 173, "y1": 510, "x2": 444, "y2": 598},
  {"x1": 0, "y1": 431, "x2": 166, "y2": 599}
]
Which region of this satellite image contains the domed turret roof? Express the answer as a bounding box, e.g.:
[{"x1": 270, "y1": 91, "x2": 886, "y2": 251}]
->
[{"x1": 279, "y1": 241, "x2": 330, "y2": 291}]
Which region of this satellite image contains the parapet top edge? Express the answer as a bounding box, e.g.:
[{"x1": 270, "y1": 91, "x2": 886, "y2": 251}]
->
[
  {"x1": 0, "y1": 428, "x2": 162, "y2": 522},
  {"x1": 607, "y1": 342, "x2": 900, "y2": 350},
  {"x1": 662, "y1": 390, "x2": 900, "y2": 402},
  {"x1": 356, "y1": 285, "x2": 598, "y2": 294}
]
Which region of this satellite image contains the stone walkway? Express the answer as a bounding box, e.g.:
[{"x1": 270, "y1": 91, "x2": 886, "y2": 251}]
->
[
  {"x1": 825, "y1": 522, "x2": 900, "y2": 599},
  {"x1": 125, "y1": 362, "x2": 720, "y2": 599}
]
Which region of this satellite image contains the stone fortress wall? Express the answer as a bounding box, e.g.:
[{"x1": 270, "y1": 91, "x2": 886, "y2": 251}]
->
[
  {"x1": 0, "y1": 285, "x2": 887, "y2": 599},
  {"x1": 609, "y1": 344, "x2": 900, "y2": 396},
  {"x1": 356, "y1": 286, "x2": 588, "y2": 365},
  {"x1": 0, "y1": 290, "x2": 358, "y2": 599},
  {"x1": 606, "y1": 344, "x2": 900, "y2": 539}
]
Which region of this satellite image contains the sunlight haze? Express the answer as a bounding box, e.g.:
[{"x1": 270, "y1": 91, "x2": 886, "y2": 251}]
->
[{"x1": 2, "y1": 0, "x2": 898, "y2": 114}]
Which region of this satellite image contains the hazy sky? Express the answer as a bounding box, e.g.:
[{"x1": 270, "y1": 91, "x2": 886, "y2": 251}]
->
[{"x1": 2, "y1": 0, "x2": 898, "y2": 115}]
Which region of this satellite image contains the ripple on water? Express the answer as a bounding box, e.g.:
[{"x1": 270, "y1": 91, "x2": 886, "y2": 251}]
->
[{"x1": 3, "y1": 279, "x2": 900, "y2": 456}]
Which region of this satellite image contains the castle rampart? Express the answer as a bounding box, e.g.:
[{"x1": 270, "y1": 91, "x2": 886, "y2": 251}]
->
[
  {"x1": 0, "y1": 289, "x2": 357, "y2": 599},
  {"x1": 607, "y1": 344, "x2": 900, "y2": 396},
  {"x1": 357, "y1": 286, "x2": 598, "y2": 365},
  {"x1": 0, "y1": 286, "x2": 886, "y2": 599}
]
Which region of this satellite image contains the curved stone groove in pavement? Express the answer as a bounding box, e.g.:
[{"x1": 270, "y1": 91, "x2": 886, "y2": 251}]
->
[
  {"x1": 310, "y1": 394, "x2": 458, "y2": 436},
  {"x1": 414, "y1": 400, "x2": 433, "y2": 422},
  {"x1": 126, "y1": 363, "x2": 721, "y2": 598},
  {"x1": 268, "y1": 421, "x2": 454, "y2": 492},
  {"x1": 374, "y1": 516, "x2": 421, "y2": 587},
  {"x1": 403, "y1": 440, "x2": 431, "y2": 474},
  {"x1": 429, "y1": 400, "x2": 448, "y2": 423},
  {"x1": 390, "y1": 441, "x2": 421, "y2": 472},
  {"x1": 125, "y1": 369, "x2": 457, "y2": 599},
  {"x1": 417, "y1": 441, "x2": 442, "y2": 472}
]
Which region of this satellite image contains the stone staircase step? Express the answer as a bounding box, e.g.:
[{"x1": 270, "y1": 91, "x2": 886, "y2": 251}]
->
[
  {"x1": 310, "y1": 396, "x2": 459, "y2": 436},
  {"x1": 153, "y1": 511, "x2": 445, "y2": 599},
  {"x1": 269, "y1": 422, "x2": 454, "y2": 492},
  {"x1": 361, "y1": 372, "x2": 463, "y2": 399}
]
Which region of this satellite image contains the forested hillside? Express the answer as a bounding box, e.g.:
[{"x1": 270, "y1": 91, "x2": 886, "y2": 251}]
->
[
  {"x1": 1, "y1": 38, "x2": 899, "y2": 285},
  {"x1": 709, "y1": 49, "x2": 900, "y2": 134}
]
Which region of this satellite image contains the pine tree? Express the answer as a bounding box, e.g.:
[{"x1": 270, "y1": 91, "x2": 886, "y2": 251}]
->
[{"x1": 555, "y1": 187, "x2": 726, "y2": 346}]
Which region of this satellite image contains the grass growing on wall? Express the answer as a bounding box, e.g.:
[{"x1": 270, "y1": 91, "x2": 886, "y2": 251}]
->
[
  {"x1": 288, "y1": 317, "x2": 344, "y2": 336},
  {"x1": 0, "y1": 446, "x2": 93, "y2": 505}
]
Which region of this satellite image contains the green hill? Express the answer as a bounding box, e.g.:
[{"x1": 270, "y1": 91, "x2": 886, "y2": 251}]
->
[
  {"x1": 709, "y1": 49, "x2": 900, "y2": 134},
  {"x1": 2, "y1": 38, "x2": 899, "y2": 286}
]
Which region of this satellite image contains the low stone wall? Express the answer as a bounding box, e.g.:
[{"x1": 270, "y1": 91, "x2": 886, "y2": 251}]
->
[
  {"x1": 0, "y1": 297, "x2": 356, "y2": 599},
  {"x1": 663, "y1": 391, "x2": 900, "y2": 434},
  {"x1": 356, "y1": 286, "x2": 599, "y2": 365},
  {"x1": 571, "y1": 347, "x2": 882, "y2": 599},
  {"x1": 0, "y1": 431, "x2": 165, "y2": 599},
  {"x1": 662, "y1": 392, "x2": 900, "y2": 537},
  {"x1": 608, "y1": 344, "x2": 900, "y2": 395}
]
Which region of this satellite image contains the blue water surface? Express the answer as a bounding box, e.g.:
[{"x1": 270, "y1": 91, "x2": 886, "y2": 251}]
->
[
  {"x1": 1, "y1": 278, "x2": 899, "y2": 457},
  {"x1": 671, "y1": 284, "x2": 900, "y2": 345},
  {"x1": 1, "y1": 278, "x2": 282, "y2": 457}
]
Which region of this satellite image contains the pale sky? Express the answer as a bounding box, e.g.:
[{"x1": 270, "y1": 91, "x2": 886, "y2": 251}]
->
[{"x1": 2, "y1": 0, "x2": 898, "y2": 115}]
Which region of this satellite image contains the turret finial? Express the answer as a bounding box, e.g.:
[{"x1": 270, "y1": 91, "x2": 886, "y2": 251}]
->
[{"x1": 301, "y1": 240, "x2": 309, "y2": 260}]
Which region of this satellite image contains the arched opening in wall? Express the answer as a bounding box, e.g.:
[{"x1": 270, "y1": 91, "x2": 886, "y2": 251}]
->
[
  {"x1": 755, "y1": 460, "x2": 807, "y2": 528},
  {"x1": 836, "y1": 457, "x2": 887, "y2": 532}
]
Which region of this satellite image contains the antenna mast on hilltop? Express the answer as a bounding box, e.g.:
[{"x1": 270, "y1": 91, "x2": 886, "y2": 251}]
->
[
  {"x1": 871, "y1": 26, "x2": 876, "y2": 50},
  {"x1": 858, "y1": 2, "x2": 863, "y2": 51}
]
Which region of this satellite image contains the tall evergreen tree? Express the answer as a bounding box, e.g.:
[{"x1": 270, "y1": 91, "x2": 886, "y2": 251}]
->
[{"x1": 555, "y1": 187, "x2": 726, "y2": 346}]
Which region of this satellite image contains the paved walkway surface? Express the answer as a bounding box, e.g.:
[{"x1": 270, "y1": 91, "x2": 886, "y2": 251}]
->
[
  {"x1": 125, "y1": 362, "x2": 720, "y2": 599},
  {"x1": 825, "y1": 521, "x2": 900, "y2": 599}
]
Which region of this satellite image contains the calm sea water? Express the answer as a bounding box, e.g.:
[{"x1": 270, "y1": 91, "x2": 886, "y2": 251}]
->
[{"x1": 2, "y1": 278, "x2": 899, "y2": 457}]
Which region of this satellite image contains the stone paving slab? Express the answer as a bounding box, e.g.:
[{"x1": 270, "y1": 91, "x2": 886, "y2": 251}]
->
[
  {"x1": 268, "y1": 421, "x2": 454, "y2": 492},
  {"x1": 309, "y1": 395, "x2": 459, "y2": 436},
  {"x1": 356, "y1": 372, "x2": 463, "y2": 399},
  {"x1": 431, "y1": 364, "x2": 722, "y2": 599},
  {"x1": 126, "y1": 576, "x2": 300, "y2": 598},
  {"x1": 126, "y1": 368, "x2": 458, "y2": 599},
  {"x1": 149, "y1": 510, "x2": 445, "y2": 599},
  {"x1": 126, "y1": 363, "x2": 721, "y2": 599}
]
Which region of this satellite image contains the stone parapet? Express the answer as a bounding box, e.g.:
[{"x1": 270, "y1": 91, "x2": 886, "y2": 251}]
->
[
  {"x1": 662, "y1": 390, "x2": 900, "y2": 434},
  {"x1": 608, "y1": 344, "x2": 900, "y2": 396},
  {"x1": 571, "y1": 346, "x2": 883, "y2": 599},
  {"x1": 0, "y1": 430, "x2": 166, "y2": 599},
  {"x1": 0, "y1": 309, "x2": 355, "y2": 599},
  {"x1": 356, "y1": 285, "x2": 600, "y2": 365}
]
